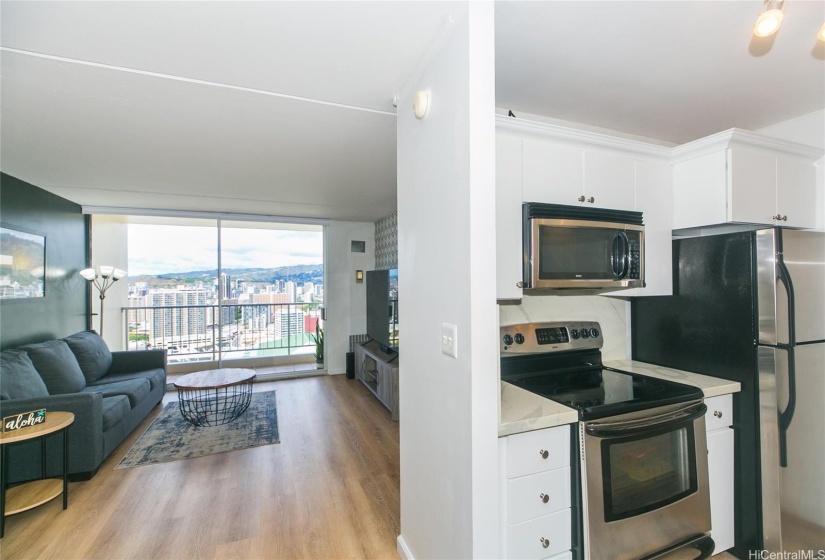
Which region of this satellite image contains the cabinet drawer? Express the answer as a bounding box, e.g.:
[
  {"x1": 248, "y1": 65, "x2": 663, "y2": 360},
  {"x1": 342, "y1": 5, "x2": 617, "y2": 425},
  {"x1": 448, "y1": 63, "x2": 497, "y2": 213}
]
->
[
  {"x1": 507, "y1": 426, "x2": 570, "y2": 478},
  {"x1": 507, "y1": 509, "x2": 571, "y2": 560},
  {"x1": 507, "y1": 467, "x2": 571, "y2": 524},
  {"x1": 705, "y1": 394, "x2": 733, "y2": 431}
]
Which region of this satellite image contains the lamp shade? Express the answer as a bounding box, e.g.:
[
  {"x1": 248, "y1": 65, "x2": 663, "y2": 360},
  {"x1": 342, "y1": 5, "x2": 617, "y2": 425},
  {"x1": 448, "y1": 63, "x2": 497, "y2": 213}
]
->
[
  {"x1": 98, "y1": 265, "x2": 115, "y2": 278},
  {"x1": 79, "y1": 268, "x2": 97, "y2": 280},
  {"x1": 819, "y1": 22, "x2": 825, "y2": 41},
  {"x1": 113, "y1": 268, "x2": 128, "y2": 280}
]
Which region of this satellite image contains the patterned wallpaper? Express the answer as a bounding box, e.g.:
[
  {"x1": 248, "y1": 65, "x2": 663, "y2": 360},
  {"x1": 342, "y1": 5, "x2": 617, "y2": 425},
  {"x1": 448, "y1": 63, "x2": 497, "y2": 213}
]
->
[{"x1": 374, "y1": 211, "x2": 398, "y2": 270}]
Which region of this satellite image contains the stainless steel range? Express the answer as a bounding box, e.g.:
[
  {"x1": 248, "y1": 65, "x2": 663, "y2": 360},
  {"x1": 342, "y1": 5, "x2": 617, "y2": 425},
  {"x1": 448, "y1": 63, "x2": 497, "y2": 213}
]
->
[{"x1": 500, "y1": 321, "x2": 715, "y2": 560}]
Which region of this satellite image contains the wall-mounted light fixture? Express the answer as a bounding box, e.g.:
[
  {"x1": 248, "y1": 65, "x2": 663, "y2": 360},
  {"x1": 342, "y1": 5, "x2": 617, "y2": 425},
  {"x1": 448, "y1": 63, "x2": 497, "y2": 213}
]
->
[
  {"x1": 413, "y1": 89, "x2": 431, "y2": 120},
  {"x1": 355, "y1": 270, "x2": 364, "y2": 284},
  {"x1": 79, "y1": 265, "x2": 127, "y2": 337},
  {"x1": 753, "y1": 0, "x2": 785, "y2": 37},
  {"x1": 818, "y1": 21, "x2": 825, "y2": 41}
]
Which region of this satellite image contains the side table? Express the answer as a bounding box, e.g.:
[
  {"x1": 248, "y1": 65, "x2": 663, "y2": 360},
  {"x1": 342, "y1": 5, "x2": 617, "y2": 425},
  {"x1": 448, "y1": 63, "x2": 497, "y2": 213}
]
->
[{"x1": 0, "y1": 411, "x2": 74, "y2": 538}]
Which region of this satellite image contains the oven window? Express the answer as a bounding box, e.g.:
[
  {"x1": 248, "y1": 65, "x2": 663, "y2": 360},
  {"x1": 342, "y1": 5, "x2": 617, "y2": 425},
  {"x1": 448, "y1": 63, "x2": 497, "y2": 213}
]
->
[
  {"x1": 538, "y1": 226, "x2": 617, "y2": 280},
  {"x1": 600, "y1": 424, "x2": 697, "y2": 521}
]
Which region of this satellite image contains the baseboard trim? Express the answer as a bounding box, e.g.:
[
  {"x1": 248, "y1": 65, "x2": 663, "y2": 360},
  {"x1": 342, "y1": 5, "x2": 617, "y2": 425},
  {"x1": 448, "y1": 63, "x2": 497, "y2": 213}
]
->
[{"x1": 397, "y1": 535, "x2": 414, "y2": 560}]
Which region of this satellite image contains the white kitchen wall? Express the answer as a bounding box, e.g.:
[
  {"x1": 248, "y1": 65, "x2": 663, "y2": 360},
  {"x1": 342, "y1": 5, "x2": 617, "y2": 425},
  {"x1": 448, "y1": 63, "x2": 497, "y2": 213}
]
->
[
  {"x1": 396, "y1": 3, "x2": 498, "y2": 558},
  {"x1": 756, "y1": 108, "x2": 825, "y2": 231},
  {"x1": 499, "y1": 295, "x2": 629, "y2": 361},
  {"x1": 324, "y1": 221, "x2": 374, "y2": 375},
  {"x1": 90, "y1": 214, "x2": 129, "y2": 350}
]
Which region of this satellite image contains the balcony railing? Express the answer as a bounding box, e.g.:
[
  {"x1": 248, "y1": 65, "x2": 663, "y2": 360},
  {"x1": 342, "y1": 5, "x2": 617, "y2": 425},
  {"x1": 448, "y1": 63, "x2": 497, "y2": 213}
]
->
[{"x1": 122, "y1": 302, "x2": 321, "y2": 364}]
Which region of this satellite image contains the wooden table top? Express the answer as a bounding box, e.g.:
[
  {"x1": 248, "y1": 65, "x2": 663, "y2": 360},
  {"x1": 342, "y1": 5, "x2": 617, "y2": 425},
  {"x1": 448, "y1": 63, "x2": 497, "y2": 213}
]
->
[
  {"x1": 173, "y1": 368, "x2": 256, "y2": 390},
  {"x1": 0, "y1": 411, "x2": 75, "y2": 444}
]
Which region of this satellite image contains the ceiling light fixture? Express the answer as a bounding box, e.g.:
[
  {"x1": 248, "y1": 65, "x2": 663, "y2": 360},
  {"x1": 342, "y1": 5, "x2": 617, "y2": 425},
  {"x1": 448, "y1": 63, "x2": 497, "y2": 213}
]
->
[{"x1": 753, "y1": 0, "x2": 785, "y2": 38}]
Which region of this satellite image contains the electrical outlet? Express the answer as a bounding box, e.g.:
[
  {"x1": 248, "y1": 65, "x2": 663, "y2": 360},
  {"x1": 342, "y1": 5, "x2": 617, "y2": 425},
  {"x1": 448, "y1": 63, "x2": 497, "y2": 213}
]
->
[{"x1": 442, "y1": 323, "x2": 457, "y2": 358}]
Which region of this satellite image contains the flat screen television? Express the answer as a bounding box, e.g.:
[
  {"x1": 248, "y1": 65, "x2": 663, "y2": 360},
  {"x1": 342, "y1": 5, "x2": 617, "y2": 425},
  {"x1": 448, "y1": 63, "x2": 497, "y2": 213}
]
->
[{"x1": 366, "y1": 269, "x2": 398, "y2": 353}]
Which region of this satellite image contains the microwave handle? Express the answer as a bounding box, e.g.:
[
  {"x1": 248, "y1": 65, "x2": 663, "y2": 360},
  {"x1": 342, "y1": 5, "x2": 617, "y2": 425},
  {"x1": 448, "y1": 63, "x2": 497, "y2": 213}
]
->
[{"x1": 612, "y1": 232, "x2": 630, "y2": 280}]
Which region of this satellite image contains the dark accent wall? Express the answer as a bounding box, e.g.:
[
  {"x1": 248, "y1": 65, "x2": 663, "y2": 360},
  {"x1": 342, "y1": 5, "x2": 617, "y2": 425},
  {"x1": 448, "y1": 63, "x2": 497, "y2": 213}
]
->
[{"x1": 0, "y1": 173, "x2": 88, "y2": 349}]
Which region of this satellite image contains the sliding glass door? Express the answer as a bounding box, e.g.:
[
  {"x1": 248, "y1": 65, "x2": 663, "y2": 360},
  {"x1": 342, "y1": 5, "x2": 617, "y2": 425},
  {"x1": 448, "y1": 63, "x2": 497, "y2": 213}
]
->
[{"x1": 123, "y1": 216, "x2": 323, "y2": 365}]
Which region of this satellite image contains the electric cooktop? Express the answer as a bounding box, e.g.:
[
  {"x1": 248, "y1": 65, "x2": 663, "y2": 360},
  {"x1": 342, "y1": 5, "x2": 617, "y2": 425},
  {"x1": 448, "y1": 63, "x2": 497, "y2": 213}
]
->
[{"x1": 499, "y1": 321, "x2": 703, "y2": 421}]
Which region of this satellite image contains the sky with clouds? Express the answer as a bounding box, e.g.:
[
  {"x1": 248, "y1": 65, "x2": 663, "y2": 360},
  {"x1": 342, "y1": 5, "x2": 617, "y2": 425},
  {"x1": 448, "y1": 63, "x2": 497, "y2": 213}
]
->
[{"x1": 128, "y1": 224, "x2": 323, "y2": 275}]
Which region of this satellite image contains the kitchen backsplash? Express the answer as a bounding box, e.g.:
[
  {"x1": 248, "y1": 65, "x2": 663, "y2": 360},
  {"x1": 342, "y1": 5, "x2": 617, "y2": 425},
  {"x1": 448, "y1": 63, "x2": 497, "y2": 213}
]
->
[{"x1": 499, "y1": 295, "x2": 629, "y2": 361}]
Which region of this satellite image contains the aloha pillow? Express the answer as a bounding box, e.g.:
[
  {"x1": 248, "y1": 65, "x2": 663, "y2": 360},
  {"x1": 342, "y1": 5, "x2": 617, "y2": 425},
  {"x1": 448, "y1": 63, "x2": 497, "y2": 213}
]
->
[
  {"x1": 63, "y1": 330, "x2": 113, "y2": 383},
  {"x1": 19, "y1": 340, "x2": 86, "y2": 394},
  {"x1": 0, "y1": 349, "x2": 49, "y2": 400}
]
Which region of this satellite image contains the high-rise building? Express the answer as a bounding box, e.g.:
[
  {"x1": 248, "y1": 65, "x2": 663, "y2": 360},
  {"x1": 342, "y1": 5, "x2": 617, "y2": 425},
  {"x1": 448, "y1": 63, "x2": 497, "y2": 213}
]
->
[{"x1": 285, "y1": 281, "x2": 297, "y2": 302}]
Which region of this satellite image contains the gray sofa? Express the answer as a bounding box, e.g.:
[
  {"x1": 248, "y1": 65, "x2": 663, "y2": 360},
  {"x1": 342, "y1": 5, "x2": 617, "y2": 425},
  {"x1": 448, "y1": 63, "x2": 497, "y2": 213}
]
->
[{"x1": 0, "y1": 331, "x2": 166, "y2": 482}]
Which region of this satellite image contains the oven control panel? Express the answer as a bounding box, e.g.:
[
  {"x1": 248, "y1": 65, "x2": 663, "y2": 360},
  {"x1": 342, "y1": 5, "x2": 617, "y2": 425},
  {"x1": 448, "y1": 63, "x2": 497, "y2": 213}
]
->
[{"x1": 500, "y1": 321, "x2": 603, "y2": 354}]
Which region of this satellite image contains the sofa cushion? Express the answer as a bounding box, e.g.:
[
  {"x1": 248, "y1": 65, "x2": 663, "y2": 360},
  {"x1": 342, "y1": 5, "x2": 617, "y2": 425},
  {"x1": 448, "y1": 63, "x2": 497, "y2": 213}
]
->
[
  {"x1": 20, "y1": 340, "x2": 86, "y2": 395},
  {"x1": 101, "y1": 395, "x2": 130, "y2": 431},
  {"x1": 90, "y1": 368, "x2": 166, "y2": 392},
  {"x1": 0, "y1": 349, "x2": 49, "y2": 400},
  {"x1": 81, "y1": 378, "x2": 150, "y2": 408},
  {"x1": 63, "y1": 330, "x2": 112, "y2": 383}
]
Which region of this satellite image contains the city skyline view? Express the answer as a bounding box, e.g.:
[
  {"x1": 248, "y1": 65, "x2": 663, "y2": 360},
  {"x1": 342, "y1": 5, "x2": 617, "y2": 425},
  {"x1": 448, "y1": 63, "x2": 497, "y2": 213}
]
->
[{"x1": 124, "y1": 221, "x2": 325, "y2": 363}]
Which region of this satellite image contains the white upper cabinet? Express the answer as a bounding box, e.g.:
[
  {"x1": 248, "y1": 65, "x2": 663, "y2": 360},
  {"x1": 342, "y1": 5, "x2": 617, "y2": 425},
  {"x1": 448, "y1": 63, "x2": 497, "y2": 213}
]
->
[
  {"x1": 522, "y1": 139, "x2": 583, "y2": 206},
  {"x1": 622, "y1": 160, "x2": 672, "y2": 297},
  {"x1": 522, "y1": 139, "x2": 635, "y2": 211},
  {"x1": 583, "y1": 151, "x2": 636, "y2": 211},
  {"x1": 496, "y1": 134, "x2": 525, "y2": 301},
  {"x1": 672, "y1": 129, "x2": 823, "y2": 231},
  {"x1": 776, "y1": 156, "x2": 817, "y2": 229}
]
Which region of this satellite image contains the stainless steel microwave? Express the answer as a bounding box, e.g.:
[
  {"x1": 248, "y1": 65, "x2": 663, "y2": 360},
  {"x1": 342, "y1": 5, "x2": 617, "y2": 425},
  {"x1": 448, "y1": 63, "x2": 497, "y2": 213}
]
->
[{"x1": 522, "y1": 203, "x2": 645, "y2": 291}]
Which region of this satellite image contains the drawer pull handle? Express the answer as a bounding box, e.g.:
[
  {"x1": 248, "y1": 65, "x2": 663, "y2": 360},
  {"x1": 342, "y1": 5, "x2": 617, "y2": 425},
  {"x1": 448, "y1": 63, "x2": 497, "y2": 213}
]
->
[
  {"x1": 587, "y1": 196, "x2": 595, "y2": 204},
  {"x1": 578, "y1": 196, "x2": 585, "y2": 203},
  {"x1": 540, "y1": 537, "x2": 550, "y2": 549},
  {"x1": 540, "y1": 493, "x2": 549, "y2": 504},
  {"x1": 539, "y1": 449, "x2": 549, "y2": 459},
  {"x1": 713, "y1": 411, "x2": 723, "y2": 418}
]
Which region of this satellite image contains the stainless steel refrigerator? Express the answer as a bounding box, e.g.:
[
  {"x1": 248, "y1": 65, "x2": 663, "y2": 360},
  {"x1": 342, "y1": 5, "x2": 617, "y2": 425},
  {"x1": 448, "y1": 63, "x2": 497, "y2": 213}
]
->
[{"x1": 631, "y1": 228, "x2": 825, "y2": 556}]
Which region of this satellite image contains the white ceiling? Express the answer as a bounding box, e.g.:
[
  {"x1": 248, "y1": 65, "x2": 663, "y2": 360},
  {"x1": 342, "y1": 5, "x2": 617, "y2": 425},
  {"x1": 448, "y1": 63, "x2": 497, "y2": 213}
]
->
[
  {"x1": 0, "y1": 1, "x2": 462, "y2": 222},
  {"x1": 1, "y1": 1, "x2": 824, "y2": 222},
  {"x1": 496, "y1": 0, "x2": 825, "y2": 144}
]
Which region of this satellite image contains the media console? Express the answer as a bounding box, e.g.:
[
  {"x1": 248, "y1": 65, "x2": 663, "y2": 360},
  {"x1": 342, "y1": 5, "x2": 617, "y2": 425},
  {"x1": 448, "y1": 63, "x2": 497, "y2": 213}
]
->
[{"x1": 354, "y1": 341, "x2": 399, "y2": 421}]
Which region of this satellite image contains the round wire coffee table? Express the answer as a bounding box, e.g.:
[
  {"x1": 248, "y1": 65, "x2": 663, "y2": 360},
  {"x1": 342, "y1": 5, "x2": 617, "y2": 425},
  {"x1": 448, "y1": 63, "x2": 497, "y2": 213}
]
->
[{"x1": 173, "y1": 368, "x2": 256, "y2": 427}]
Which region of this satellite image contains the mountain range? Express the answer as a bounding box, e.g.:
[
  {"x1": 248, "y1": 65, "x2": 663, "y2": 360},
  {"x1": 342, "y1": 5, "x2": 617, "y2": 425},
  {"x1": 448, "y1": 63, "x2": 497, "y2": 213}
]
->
[{"x1": 130, "y1": 264, "x2": 323, "y2": 285}]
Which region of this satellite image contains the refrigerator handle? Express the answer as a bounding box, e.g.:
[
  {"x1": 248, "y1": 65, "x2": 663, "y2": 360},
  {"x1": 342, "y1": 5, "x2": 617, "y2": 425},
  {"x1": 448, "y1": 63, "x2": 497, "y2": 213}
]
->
[
  {"x1": 775, "y1": 229, "x2": 796, "y2": 468},
  {"x1": 778, "y1": 348, "x2": 796, "y2": 468}
]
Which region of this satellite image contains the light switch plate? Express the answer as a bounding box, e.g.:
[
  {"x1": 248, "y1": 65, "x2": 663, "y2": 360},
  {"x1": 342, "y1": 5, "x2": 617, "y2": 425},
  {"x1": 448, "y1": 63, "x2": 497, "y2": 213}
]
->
[{"x1": 442, "y1": 323, "x2": 457, "y2": 358}]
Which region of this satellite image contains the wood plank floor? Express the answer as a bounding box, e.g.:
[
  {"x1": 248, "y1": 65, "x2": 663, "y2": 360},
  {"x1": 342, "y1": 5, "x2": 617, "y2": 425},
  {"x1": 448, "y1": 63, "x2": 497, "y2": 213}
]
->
[
  {"x1": 1, "y1": 375, "x2": 400, "y2": 560},
  {"x1": 2, "y1": 374, "x2": 742, "y2": 559}
]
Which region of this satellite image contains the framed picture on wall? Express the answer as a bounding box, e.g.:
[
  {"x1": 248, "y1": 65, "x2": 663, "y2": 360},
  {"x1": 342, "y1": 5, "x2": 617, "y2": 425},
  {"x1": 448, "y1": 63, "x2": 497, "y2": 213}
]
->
[{"x1": 0, "y1": 224, "x2": 46, "y2": 299}]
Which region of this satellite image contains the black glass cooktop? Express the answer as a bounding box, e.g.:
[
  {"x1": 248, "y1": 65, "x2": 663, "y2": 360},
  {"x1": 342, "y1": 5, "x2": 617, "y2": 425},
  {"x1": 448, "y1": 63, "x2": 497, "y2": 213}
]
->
[{"x1": 500, "y1": 350, "x2": 703, "y2": 420}]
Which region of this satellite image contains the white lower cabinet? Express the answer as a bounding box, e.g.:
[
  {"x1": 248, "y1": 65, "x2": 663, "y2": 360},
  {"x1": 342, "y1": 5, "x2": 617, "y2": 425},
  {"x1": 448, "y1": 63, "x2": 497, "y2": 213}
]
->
[
  {"x1": 500, "y1": 425, "x2": 573, "y2": 560},
  {"x1": 705, "y1": 394, "x2": 735, "y2": 553},
  {"x1": 507, "y1": 510, "x2": 572, "y2": 560}
]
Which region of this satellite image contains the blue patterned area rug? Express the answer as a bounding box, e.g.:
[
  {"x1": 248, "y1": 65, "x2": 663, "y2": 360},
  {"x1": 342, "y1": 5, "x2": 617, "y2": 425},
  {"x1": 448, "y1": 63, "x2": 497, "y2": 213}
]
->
[{"x1": 116, "y1": 390, "x2": 279, "y2": 469}]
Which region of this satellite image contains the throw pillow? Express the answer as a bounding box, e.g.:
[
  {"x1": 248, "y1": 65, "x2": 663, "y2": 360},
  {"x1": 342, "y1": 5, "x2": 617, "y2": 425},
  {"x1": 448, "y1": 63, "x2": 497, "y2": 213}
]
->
[
  {"x1": 19, "y1": 340, "x2": 87, "y2": 394},
  {"x1": 63, "y1": 330, "x2": 113, "y2": 383},
  {"x1": 0, "y1": 349, "x2": 49, "y2": 400}
]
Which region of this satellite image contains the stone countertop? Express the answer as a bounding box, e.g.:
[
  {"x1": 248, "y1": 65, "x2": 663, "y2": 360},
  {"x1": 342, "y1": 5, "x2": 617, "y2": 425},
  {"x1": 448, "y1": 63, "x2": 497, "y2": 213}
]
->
[
  {"x1": 499, "y1": 381, "x2": 578, "y2": 437},
  {"x1": 603, "y1": 359, "x2": 741, "y2": 398}
]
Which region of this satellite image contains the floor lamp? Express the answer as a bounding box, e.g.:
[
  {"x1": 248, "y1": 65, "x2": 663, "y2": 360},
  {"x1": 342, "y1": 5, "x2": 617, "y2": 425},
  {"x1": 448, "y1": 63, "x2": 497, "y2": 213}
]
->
[{"x1": 79, "y1": 266, "x2": 127, "y2": 338}]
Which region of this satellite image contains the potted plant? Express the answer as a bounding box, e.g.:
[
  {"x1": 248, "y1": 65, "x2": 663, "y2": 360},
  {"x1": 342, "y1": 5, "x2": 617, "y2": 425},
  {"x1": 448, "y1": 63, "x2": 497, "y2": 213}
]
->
[{"x1": 311, "y1": 323, "x2": 324, "y2": 368}]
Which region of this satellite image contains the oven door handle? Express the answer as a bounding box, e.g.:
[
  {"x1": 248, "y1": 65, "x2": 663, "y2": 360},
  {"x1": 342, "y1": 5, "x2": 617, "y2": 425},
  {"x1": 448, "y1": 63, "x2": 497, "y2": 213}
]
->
[{"x1": 585, "y1": 402, "x2": 707, "y2": 438}]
